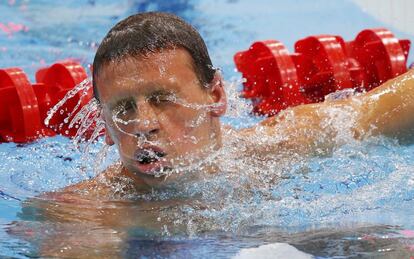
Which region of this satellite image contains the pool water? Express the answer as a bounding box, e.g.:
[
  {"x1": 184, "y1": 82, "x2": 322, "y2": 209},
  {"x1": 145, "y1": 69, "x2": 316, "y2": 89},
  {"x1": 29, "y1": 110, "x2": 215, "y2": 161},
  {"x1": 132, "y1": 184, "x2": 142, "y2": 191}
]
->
[{"x1": 1, "y1": 0, "x2": 414, "y2": 258}]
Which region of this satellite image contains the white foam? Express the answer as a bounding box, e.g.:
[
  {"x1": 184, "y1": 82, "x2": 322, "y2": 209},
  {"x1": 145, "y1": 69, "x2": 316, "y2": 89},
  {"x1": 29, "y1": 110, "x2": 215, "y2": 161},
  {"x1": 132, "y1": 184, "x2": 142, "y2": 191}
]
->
[{"x1": 233, "y1": 243, "x2": 313, "y2": 259}]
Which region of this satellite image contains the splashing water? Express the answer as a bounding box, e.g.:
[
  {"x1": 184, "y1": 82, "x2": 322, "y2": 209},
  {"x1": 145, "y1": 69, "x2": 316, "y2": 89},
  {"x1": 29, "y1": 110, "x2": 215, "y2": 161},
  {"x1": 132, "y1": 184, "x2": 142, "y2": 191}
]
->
[
  {"x1": 42, "y1": 77, "x2": 109, "y2": 173},
  {"x1": 44, "y1": 78, "x2": 91, "y2": 128},
  {"x1": 5, "y1": 74, "x2": 414, "y2": 259}
]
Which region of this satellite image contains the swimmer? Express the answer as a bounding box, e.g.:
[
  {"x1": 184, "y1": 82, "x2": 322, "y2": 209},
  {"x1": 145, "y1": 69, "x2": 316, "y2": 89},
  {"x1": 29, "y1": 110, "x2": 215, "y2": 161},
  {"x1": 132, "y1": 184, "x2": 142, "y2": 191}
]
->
[{"x1": 57, "y1": 12, "x2": 414, "y2": 197}]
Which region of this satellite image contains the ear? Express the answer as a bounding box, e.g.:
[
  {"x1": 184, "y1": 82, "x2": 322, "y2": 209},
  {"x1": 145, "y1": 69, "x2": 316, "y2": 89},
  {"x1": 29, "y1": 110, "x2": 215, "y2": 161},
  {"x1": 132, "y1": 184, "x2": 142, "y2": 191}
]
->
[{"x1": 208, "y1": 71, "x2": 227, "y2": 117}]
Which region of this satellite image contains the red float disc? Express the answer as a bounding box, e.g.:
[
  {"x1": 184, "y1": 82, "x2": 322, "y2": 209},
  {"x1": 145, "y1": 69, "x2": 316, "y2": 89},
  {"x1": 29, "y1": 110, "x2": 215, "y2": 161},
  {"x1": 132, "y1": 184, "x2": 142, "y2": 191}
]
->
[
  {"x1": 0, "y1": 68, "x2": 44, "y2": 142},
  {"x1": 353, "y1": 28, "x2": 407, "y2": 89},
  {"x1": 235, "y1": 40, "x2": 303, "y2": 115},
  {"x1": 254, "y1": 40, "x2": 307, "y2": 114},
  {"x1": 295, "y1": 35, "x2": 352, "y2": 99},
  {"x1": 234, "y1": 46, "x2": 266, "y2": 99},
  {"x1": 35, "y1": 60, "x2": 91, "y2": 137}
]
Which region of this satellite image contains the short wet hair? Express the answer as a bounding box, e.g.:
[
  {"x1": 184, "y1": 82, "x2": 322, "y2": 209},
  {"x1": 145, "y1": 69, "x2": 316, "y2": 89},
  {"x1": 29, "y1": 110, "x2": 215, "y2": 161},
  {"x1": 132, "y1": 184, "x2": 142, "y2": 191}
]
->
[{"x1": 92, "y1": 12, "x2": 215, "y2": 101}]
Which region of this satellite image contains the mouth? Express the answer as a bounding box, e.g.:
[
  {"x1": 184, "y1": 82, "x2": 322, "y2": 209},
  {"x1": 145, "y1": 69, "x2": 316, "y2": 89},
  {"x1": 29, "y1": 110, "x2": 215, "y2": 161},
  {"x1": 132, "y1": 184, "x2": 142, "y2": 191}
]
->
[{"x1": 133, "y1": 146, "x2": 169, "y2": 176}]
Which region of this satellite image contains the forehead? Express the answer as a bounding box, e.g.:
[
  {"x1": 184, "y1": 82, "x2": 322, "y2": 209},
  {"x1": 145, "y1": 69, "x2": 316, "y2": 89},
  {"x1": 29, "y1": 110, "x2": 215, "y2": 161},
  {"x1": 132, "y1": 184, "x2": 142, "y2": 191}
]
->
[{"x1": 95, "y1": 48, "x2": 200, "y2": 103}]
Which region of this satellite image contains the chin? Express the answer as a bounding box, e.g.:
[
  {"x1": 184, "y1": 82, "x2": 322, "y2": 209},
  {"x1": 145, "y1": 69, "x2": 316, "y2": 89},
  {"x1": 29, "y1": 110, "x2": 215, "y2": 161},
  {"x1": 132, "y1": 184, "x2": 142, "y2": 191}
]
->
[
  {"x1": 126, "y1": 162, "x2": 172, "y2": 184},
  {"x1": 138, "y1": 172, "x2": 179, "y2": 188}
]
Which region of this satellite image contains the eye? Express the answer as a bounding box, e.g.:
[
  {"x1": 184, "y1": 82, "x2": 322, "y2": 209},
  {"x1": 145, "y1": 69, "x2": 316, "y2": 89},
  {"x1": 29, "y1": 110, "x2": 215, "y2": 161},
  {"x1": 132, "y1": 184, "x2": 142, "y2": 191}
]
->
[
  {"x1": 148, "y1": 92, "x2": 176, "y2": 105},
  {"x1": 114, "y1": 99, "x2": 136, "y2": 115},
  {"x1": 122, "y1": 100, "x2": 136, "y2": 111}
]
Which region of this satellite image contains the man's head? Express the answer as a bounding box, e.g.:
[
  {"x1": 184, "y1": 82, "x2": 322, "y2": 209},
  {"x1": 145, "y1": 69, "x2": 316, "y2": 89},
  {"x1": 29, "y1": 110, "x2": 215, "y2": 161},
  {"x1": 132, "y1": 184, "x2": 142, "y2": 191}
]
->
[{"x1": 93, "y1": 12, "x2": 226, "y2": 186}]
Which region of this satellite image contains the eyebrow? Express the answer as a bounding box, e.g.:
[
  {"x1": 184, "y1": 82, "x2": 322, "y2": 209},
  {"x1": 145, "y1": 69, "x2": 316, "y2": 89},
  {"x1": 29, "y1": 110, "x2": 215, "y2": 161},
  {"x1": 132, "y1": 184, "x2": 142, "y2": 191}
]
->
[
  {"x1": 107, "y1": 87, "x2": 177, "y2": 109},
  {"x1": 147, "y1": 89, "x2": 176, "y2": 97}
]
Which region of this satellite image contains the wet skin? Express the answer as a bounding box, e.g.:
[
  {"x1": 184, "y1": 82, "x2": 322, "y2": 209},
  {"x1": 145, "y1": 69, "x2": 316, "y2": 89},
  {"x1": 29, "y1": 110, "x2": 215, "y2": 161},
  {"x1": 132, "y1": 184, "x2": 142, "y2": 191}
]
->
[{"x1": 95, "y1": 48, "x2": 226, "y2": 187}]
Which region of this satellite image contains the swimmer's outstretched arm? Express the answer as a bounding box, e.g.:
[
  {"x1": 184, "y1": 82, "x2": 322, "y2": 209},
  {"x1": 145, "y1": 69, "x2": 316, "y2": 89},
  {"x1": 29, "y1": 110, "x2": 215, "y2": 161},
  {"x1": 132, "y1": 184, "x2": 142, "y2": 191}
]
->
[
  {"x1": 256, "y1": 69, "x2": 414, "y2": 154},
  {"x1": 355, "y1": 69, "x2": 414, "y2": 142}
]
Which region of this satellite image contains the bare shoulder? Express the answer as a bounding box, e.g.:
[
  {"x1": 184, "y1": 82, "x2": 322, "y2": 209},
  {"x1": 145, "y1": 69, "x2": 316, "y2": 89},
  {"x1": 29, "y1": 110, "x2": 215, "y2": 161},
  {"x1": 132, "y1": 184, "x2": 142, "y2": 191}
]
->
[{"x1": 45, "y1": 163, "x2": 148, "y2": 201}]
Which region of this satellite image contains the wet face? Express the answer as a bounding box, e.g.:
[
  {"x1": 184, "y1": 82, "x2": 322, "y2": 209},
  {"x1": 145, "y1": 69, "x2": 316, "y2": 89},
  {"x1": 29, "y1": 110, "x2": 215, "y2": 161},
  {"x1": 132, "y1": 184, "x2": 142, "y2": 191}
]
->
[{"x1": 95, "y1": 48, "x2": 226, "y2": 186}]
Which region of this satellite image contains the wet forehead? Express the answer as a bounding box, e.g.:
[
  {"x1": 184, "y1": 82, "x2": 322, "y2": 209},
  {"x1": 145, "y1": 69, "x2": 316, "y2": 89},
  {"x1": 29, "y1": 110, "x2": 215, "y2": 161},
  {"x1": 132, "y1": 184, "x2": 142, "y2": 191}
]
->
[{"x1": 96, "y1": 48, "x2": 199, "y2": 103}]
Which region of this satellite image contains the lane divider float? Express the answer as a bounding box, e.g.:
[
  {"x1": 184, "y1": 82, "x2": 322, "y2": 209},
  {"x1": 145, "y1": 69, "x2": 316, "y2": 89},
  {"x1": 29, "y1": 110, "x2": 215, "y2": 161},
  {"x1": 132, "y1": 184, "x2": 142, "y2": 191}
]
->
[
  {"x1": 0, "y1": 60, "x2": 94, "y2": 143},
  {"x1": 234, "y1": 28, "x2": 411, "y2": 115}
]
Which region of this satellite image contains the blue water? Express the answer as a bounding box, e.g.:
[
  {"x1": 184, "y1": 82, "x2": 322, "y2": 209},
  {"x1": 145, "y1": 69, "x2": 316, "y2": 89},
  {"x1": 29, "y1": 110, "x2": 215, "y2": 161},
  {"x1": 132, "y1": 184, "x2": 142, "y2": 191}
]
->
[{"x1": 1, "y1": 0, "x2": 414, "y2": 258}]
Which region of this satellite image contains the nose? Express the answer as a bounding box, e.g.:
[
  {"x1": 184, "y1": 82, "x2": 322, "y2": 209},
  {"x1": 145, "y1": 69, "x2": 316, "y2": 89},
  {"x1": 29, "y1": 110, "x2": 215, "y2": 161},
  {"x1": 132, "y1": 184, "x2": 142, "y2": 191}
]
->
[{"x1": 133, "y1": 100, "x2": 160, "y2": 140}]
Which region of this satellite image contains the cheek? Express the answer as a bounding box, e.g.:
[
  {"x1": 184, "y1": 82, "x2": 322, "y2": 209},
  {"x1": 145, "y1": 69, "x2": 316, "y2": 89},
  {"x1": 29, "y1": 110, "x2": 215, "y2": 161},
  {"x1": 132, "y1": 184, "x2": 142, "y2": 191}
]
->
[
  {"x1": 158, "y1": 106, "x2": 211, "y2": 145},
  {"x1": 114, "y1": 134, "x2": 135, "y2": 156},
  {"x1": 158, "y1": 110, "x2": 188, "y2": 140},
  {"x1": 104, "y1": 114, "x2": 122, "y2": 142},
  {"x1": 104, "y1": 114, "x2": 137, "y2": 153}
]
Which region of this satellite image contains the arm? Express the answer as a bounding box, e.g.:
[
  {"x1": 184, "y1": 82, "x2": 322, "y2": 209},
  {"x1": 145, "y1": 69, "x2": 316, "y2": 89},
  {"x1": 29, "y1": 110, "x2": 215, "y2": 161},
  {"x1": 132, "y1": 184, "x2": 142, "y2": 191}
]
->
[
  {"x1": 356, "y1": 69, "x2": 414, "y2": 142},
  {"x1": 254, "y1": 69, "x2": 414, "y2": 155}
]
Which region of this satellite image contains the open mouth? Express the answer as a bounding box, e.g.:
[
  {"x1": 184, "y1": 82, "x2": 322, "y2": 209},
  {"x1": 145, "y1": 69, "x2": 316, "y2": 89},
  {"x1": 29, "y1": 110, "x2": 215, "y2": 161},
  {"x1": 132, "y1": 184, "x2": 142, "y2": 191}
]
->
[
  {"x1": 135, "y1": 149, "x2": 165, "y2": 164},
  {"x1": 133, "y1": 146, "x2": 169, "y2": 175}
]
